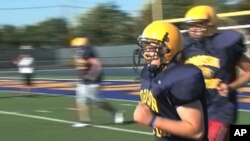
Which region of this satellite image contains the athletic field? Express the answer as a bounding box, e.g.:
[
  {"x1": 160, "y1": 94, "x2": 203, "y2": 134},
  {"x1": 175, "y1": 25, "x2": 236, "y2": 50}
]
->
[{"x1": 0, "y1": 75, "x2": 250, "y2": 141}]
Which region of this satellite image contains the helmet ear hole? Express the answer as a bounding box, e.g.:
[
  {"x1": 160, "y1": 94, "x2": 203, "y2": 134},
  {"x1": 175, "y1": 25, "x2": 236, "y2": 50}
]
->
[
  {"x1": 159, "y1": 45, "x2": 170, "y2": 57},
  {"x1": 162, "y1": 33, "x2": 169, "y2": 42},
  {"x1": 162, "y1": 40, "x2": 170, "y2": 54},
  {"x1": 165, "y1": 46, "x2": 170, "y2": 54}
]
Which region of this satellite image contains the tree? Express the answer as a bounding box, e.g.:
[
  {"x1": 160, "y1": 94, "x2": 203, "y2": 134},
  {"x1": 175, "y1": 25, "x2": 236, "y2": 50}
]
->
[
  {"x1": 38, "y1": 18, "x2": 69, "y2": 47},
  {"x1": 75, "y1": 2, "x2": 135, "y2": 45},
  {"x1": 0, "y1": 25, "x2": 20, "y2": 48},
  {"x1": 0, "y1": 18, "x2": 70, "y2": 49},
  {"x1": 20, "y1": 25, "x2": 40, "y2": 46}
]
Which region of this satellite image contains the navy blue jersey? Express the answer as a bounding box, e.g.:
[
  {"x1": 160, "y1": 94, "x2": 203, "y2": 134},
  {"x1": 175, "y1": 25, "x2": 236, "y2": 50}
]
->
[
  {"x1": 75, "y1": 46, "x2": 96, "y2": 59},
  {"x1": 74, "y1": 46, "x2": 102, "y2": 84},
  {"x1": 140, "y1": 63, "x2": 208, "y2": 141},
  {"x1": 182, "y1": 30, "x2": 246, "y2": 123}
]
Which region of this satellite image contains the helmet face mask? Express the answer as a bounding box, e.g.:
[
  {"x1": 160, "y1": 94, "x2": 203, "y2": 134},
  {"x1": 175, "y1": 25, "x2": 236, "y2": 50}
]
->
[
  {"x1": 185, "y1": 20, "x2": 209, "y2": 28},
  {"x1": 184, "y1": 5, "x2": 218, "y2": 38},
  {"x1": 133, "y1": 21, "x2": 183, "y2": 74},
  {"x1": 138, "y1": 37, "x2": 170, "y2": 65},
  {"x1": 185, "y1": 21, "x2": 209, "y2": 40}
]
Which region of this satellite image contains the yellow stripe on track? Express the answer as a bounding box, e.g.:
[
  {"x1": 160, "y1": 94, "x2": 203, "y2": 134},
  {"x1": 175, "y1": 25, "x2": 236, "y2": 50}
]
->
[
  {"x1": 238, "y1": 97, "x2": 250, "y2": 103},
  {"x1": 237, "y1": 87, "x2": 250, "y2": 92},
  {"x1": 0, "y1": 80, "x2": 20, "y2": 85},
  {"x1": 33, "y1": 82, "x2": 75, "y2": 88}
]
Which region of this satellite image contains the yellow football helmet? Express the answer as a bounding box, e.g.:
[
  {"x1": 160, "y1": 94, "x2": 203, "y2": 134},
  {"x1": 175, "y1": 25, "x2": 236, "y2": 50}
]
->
[
  {"x1": 137, "y1": 21, "x2": 183, "y2": 64},
  {"x1": 184, "y1": 5, "x2": 218, "y2": 36},
  {"x1": 70, "y1": 37, "x2": 89, "y2": 47},
  {"x1": 71, "y1": 37, "x2": 90, "y2": 71}
]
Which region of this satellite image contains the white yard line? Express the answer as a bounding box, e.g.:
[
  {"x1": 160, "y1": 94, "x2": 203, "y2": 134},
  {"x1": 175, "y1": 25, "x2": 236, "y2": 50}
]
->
[
  {"x1": 238, "y1": 109, "x2": 250, "y2": 112},
  {"x1": 34, "y1": 110, "x2": 52, "y2": 113},
  {"x1": 0, "y1": 110, "x2": 152, "y2": 136}
]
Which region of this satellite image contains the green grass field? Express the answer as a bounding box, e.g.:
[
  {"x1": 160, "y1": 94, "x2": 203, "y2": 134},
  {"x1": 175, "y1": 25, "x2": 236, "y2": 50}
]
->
[
  {"x1": 0, "y1": 91, "x2": 154, "y2": 141},
  {"x1": 0, "y1": 91, "x2": 250, "y2": 141},
  {"x1": 1, "y1": 70, "x2": 250, "y2": 141}
]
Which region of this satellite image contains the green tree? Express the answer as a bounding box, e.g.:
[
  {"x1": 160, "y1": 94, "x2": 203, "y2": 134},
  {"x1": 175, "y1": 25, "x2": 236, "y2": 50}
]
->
[
  {"x1": 38, "y1": 18, "x2": 69, "y2": 46},
  {"x1": 16, "y1": 18, "x2": 69, "y2": 48},
  {"x1": 0, "y1": 18, "x2": 70, "y2": 49},
  {"x1": 75, "y1": 2, "x2": 135, "y2": 45},
  {"x1": 21, "y1": 25, "x2": 40, "y2": 46},
  {"x1": 0, "y1": 25, "x2": 20, "y2": 48}
]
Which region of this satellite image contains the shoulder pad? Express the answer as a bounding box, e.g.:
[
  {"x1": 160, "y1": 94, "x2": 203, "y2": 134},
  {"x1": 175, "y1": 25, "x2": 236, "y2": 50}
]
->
[
  {"x1": 212, "y1": 30, "x2": 244, "y2": 49},
  {"x1": 169, "y1": 65, "x2": 206, "y2": 105}
]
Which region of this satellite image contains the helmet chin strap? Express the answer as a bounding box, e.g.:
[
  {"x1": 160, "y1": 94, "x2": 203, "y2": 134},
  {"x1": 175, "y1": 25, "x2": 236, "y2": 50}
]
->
[
  {"x1": 148, "y1": 63, "x2": 166, "y2": 78},
  {"x1": 148, "y1": 64, "x2": 159, "y2": 73},
  {"x1": 148, "y1": 49, "x2": 169, "y2": 77}
]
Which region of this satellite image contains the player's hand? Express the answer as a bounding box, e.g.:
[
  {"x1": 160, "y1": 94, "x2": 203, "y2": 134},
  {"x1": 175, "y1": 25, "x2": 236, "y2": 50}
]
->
[
  {"x1": 133, "y1": 102, "x2": 153, "y2": 126},
  {"x1": 216, "y1": 82, "x2": 229, "y2": 97}
]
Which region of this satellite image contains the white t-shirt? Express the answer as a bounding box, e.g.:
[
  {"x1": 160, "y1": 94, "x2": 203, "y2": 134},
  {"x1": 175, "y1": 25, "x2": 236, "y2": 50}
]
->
[{"x1": 18, "y1": 57, "x2": 34, "y2": 74}]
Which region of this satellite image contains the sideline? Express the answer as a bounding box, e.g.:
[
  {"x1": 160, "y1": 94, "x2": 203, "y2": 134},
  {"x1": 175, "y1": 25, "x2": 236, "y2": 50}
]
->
[{"x1": 0, "y1": 110, "x2": 152, "y2": 136}]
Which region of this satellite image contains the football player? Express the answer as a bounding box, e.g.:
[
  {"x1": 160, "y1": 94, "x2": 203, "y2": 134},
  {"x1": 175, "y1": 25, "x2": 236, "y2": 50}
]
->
[
  {"x1": 133, "y1": 21, "x2": 208, "y2": 141},
  {"x1": 71, "y1": 37, "x2": 124, "y2": 127},
  {"x1": 14, "y1": 46, "x2": 35, "y2": 94},
  {"x1": 182, "y1": 5, "x2": 250, "y2": 141}
]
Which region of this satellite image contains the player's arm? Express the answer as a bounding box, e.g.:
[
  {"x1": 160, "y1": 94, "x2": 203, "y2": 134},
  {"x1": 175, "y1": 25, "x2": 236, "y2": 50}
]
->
[
  {"x1": 218, "y1": 55, "x2": 250, "y2": 94},
  {"x1": 228, "y1": 35, "x2": 250, "y2": 89},
  {"x1": 157, "y1": 100, "x2": 205, "y2": 140},
  {"x1": 229, "y1": 54, "x2": 250, "y2": 89},
  {"x1": 217, "y1": 51, "x2": 250, "y2": 96},
  {"x1": 134, "y1": 101, "x2": 205, "y2": 140}
]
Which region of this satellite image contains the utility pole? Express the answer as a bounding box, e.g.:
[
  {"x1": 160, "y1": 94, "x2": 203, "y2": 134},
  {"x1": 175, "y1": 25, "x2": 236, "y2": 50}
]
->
[{"x1": 151, "y1": 0, "x2": 163, "y2": 21}]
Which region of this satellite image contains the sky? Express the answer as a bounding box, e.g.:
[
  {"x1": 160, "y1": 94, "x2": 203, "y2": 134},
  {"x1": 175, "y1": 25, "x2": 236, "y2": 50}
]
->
[{"x1": 0, "y1": 0, "x2": 147, "y2": 26}]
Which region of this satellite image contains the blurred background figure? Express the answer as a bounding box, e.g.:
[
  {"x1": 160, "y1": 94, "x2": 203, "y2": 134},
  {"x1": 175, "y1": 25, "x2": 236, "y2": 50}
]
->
[
  {"x1": 13, "y1": 45, "x2": 35, "y2": 94},
  {"x1": 71, "y1": 37, "x2": 124, "y2": 127}
]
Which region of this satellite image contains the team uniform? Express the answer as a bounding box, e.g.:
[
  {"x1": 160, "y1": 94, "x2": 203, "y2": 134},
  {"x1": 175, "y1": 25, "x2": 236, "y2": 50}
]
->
[
  {"x1": 74, "y1": 46, "x2": 103, "y2": 104},
  {"x1": 73, "y1": 42, "x2": 124, "y2": 125},
  {"x1": 140, "y1": 62, "x2": 208, "y2": 141},
  {"x1": 182, "y1": 30, "x2": 245, "y2": 138}
]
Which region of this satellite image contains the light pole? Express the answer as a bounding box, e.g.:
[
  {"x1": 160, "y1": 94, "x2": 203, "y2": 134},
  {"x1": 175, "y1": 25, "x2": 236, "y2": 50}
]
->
[{"x1": 151, "y1": 0, "x2": 163, "y2": 21}]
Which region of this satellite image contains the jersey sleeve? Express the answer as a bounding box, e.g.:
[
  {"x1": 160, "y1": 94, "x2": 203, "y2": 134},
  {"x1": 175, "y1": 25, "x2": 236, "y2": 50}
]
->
[
  {"x1": 170, "y1": 66, "x2": 206, "y2": 106},
  {"x1": 215, "y1": 31, "x2": 246, "y2": 62},
  {"x1": 75, "y1": 46, "x2": 96, "y2": 59},
  {"x1": 231, "y1": 34, "x2": 246, "y2": 61}
]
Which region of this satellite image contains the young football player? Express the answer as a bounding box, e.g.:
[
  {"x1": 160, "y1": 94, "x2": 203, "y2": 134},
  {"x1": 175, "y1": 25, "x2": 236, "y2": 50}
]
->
[
  {"x1": 71, "y1": 37, "x2": 124, "y2": 127},
  {"x1": 182, "y1": 5, "x2": 250, "y2": 141},
  {"x1": 133, "y1": 21, "x2": 208, "y2": 141}
]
